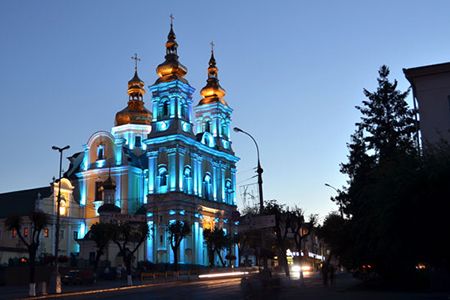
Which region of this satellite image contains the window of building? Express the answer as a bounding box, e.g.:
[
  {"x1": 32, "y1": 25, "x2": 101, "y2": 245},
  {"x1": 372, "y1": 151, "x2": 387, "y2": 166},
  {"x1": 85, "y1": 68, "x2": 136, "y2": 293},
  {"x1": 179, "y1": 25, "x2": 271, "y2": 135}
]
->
[
  {"x1": 158, "y1": 166, "x2": 168, "y2": 188},
  {"x1": 225, "y1": 179, "x2": 233, "y2": 203},
  {"x1": 60, "y1": 229, "x2": 64, "y2": 239},
  {"x1": 183, "y1": 166, "x2": 192, "y2": 194},
  {"x1": 44, "y1": 228, "x2": 49, "y2": 238},
  {"x1": 160, "y1": 234, "x2": 163, "y2": 244},
  {"x1": 73, "y1": 231, "x2": 78, "y2": 240},
  {"x1": 97, "y1": 144, "x2": 104, "y2": 160},
  {"x1": 204, "y1": 121, "x2": 211, "y2": 133},
  {"x1": 135, "y1": 136, "x2": 142, "y2": 148},
  {"x1": 59, "y1": 199, "x2": 67, "y2": 216},
  {"x1": 203, "y1": 173, "x2": 212, "y2": 200},
  {"x1": 12, "y1": 228, "x2": 17, "y2": 238},
  {"x1": 95, "y1": 181, "x2": 103, "y2": 201},
  {"x1": 162, "y1": 100, "x2": 169, "y2": 117},
  {"x1": 23, "y1": 227, "x2": 29, "y2": 238}
]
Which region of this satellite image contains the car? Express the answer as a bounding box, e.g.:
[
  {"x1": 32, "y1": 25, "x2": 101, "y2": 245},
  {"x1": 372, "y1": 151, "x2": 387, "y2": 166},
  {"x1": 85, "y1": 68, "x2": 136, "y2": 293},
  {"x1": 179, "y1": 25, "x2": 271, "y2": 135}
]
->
[{"x1": 62, "y1": 269, "x2": 95, "y2": 285}]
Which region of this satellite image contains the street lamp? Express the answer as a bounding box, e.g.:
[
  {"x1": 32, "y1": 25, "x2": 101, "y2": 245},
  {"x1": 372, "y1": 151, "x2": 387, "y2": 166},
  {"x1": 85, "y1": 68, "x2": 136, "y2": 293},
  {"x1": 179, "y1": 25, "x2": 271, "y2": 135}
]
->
[
  {"x1": 233, "y1": 127, "x2": 264, "y2": 212},
  {"x1": 52, "y1": 145, "x2": 70, "y2": 294},
  {"x1": 233, "y1": 127, "x2": 270, "y2": 273},
  {"x1": 324, "y1": 183, "x2": 343, "y2": 218}
]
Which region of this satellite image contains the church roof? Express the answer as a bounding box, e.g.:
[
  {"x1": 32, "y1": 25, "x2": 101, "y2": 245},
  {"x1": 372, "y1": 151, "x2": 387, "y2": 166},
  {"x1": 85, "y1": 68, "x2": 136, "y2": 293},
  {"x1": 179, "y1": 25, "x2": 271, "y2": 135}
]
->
[{"x1": 0, "y1": 186, "x2": 51, "y2": 218}]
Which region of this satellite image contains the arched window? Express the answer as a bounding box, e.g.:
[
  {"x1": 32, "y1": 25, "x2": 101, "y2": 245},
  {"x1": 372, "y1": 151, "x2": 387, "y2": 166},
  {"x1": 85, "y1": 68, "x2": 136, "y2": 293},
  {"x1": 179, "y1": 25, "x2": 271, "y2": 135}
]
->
[
  {"x1": 162, "y1": 100, "x2": 169, "y2": 117},
  {"x1": 158, "y1": 166, "x2": 168, "y2": 192},
  {"x1": 203, "y1": 173, "x2": 212, "y2": 200},
  {"x1": 225, "y1": 179, "x2": 233, "y2": 203},
  {"x1": 221, "y1": 123, "x2": 228, "y2": 139},
  {"x1": 97, "y1": 144, "x2": 104, "y2": 160},
  {"x1": 204, "y1": 121, "x2": 211, "y2": 133},
  {"x1": 183, "y1": 166, "x2": 192, "y2": 194}
]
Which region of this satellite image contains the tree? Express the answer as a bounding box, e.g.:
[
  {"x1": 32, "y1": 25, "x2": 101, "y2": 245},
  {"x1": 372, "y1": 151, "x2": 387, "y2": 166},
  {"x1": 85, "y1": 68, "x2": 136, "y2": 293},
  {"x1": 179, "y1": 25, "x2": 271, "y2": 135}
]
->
[
  {"x1": 90, "y1": 222, "x2": 114, "y2": 273},
  {"x1": 264, "y1": 200, "x2": 291, "y2": 277},
  {"x1": 167, "y1": 220, "x2": 191, "y2": 271},
  {"x1": 5, "y1": 211, "x2": 49, "y2": 296},
  {"x1": 356, "y1": 65, "x2": 417, "y2": 161},
  {"x1": 332, "y1": 65, "x2": 429, "y2": 284},
  {"x1": 111, "y1": 221, "x2": 149, "y2": 285},
  {"x1": 203, "y1": 227, "x2": 229, "y2": 267}
]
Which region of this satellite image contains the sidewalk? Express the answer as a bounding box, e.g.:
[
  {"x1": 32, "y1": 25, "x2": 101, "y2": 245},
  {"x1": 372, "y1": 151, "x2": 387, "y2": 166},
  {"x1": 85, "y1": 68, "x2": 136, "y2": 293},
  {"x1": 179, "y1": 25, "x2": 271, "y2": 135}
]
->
[{"x1": 0, "y1": 277, "x2": 188, "y2": 300}]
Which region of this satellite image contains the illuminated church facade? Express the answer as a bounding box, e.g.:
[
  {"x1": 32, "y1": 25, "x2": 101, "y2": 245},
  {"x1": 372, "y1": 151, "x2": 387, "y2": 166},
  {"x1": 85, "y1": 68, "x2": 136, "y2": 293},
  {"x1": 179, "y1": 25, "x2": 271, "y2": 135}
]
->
[{"x1": 64, "y1": 23, "x2": 239, "y2": 266}]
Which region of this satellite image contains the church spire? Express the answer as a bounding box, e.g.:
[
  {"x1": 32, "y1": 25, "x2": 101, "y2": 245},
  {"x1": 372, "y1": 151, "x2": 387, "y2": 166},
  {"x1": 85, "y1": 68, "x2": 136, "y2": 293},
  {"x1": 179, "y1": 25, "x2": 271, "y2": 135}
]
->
[
  {"x1": 155, "y1": 15, "x2": 188, "y2": 83},
  {"x1": 115, "y1": 54, "x2": 152, "y2": 126},
  {"x1": 127, "y1": 53, "x2": 145, "y2": 101},
  {"x1": 198, "y1": 42, "x2": 227, "y2": 106}
]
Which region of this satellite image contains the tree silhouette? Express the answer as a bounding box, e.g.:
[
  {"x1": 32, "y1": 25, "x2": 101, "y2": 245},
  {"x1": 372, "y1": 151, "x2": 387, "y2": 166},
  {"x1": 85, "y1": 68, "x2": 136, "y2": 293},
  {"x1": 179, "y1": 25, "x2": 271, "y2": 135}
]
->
[
  {"x1": 89, "y1": 222, "x2": 114, "y2": 272},
  {"x1": 111, "y1": 221, "x2": 149, "y2": 285},
  {"x1": 167, "y1": 220, "x2": 191, "y2": 271},
  {"x1": 5, "y1": 211, "x2": 49, "y2": 297}
]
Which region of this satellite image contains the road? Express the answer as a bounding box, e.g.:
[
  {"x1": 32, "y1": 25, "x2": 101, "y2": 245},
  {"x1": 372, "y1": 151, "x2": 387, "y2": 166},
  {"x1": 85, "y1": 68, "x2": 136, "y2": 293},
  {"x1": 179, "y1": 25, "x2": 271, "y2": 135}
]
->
[{"x1": 53, "y1": 273, "x2": 449, "y2": 300}]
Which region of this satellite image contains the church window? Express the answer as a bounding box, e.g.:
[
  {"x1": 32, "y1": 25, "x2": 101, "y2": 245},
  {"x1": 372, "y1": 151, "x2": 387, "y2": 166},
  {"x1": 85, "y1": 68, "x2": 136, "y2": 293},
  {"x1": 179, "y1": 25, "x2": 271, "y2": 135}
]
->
[
  {"x1": 203, "y1": 173, "x2": 212, "y2": 200},
  {"x1": 44, "y1": 228, "x2": 49, "y2": 238},
  {"x1": 183, "y1": 166, "x2": 192, "y2": 194},
  {"x1": 160, "y1": 234, "x2": 163, "y2": 244},
  {"x1": 162, "y1": 100, "x2": 169, "y2": 117},
  {"x1": 60, "y1": 229, "x2": 65, "y2": 239},
  {"x1": 135, "y1": 136, "x2": 142, "y2": 148},
  {"x1": 225, "y1": 179, "x2": 233, "y2": 203},
  {"x1": 97, "y1": 144, "x2": 104, "y2": 160},
  {"x1": 73, "y1": 231, "x2": 78, "y2": 240},
  {"x1": 23, "y1": 227, "x2": 29, "y2": 238},
  {"x1": 222, "y1": 123, "x2": 228, "y2": 139},
  {"x1": 11, "y1": 229, "x2": 17, "y2": 238},
  {"x1": 158, "y1": 166, "x2": 168, "y2": 190},
  {"x1": 95, "y1": 181, "x2": 103, "y2": 201},
  {"x1": 204, "y1": 121, "x2": 211, "y2": 133}
]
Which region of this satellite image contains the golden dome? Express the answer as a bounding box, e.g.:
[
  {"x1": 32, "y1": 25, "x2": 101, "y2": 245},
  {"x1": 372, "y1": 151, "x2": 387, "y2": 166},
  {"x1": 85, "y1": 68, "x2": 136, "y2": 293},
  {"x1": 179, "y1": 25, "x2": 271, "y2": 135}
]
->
[
  {"x1": 115, "y1": 70, "x2": 152, "y2": 126},
  {"x1": 155, "y1": 23, "x2": 188, "y2": 84},
  {"x1": 198, "y1": 50, "x2": 228, "y2": 106}
]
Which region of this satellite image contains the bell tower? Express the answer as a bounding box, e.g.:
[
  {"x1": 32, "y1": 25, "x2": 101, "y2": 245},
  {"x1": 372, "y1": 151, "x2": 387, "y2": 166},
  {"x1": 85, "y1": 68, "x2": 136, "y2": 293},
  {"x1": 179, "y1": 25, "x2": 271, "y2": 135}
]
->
[
  {"x1": 194, "y1": 44, "x2": 234, "y2": 153},
  {"x1": 149, "y1": 19, "x2": 195, "y2": 138}
]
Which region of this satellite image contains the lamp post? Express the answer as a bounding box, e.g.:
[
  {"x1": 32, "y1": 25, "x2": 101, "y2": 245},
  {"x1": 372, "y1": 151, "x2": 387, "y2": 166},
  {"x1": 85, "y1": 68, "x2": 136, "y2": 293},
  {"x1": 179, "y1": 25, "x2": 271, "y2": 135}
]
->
[
  {"x1": 233, "y1": 127, "x2": 269, "y2": 273},
  {"x1": 324, "y1": 183, "x2": 343, "y2": 218},
  {"x1": 233, "y1": 127, "x2": 264, "y2": 212},
  {"x1": 52, "y1": 145, "x2": 70, "y2": 294}
]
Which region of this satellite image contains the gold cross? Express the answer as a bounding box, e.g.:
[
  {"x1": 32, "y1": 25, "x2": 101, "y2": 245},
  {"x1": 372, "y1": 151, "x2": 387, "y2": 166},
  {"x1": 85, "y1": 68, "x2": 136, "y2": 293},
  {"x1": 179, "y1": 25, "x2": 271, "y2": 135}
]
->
[{"x1": 131, "y1": 53, "x2": 141, "y2": 72}]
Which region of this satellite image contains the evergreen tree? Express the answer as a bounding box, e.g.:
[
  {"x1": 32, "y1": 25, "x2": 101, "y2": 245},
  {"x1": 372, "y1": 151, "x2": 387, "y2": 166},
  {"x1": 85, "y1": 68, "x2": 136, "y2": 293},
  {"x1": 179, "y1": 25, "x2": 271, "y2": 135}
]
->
[{"x1": 356, "y1": 65, "x2": 417, "y2": 160}]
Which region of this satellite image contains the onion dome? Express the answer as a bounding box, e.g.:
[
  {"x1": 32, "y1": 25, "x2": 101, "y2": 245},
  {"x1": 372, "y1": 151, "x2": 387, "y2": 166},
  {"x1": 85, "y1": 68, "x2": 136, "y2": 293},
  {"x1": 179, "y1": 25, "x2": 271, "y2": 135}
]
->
[
  {"x1": 198, "y1": 47, "x2": 228, "y2": 106},
  {"x1": 98, "y1": 203, "x2": 121, "y2": 214},
  {"x1": 115, "y1": 68, "x2": 152, "y2": 126},
  {"x1": 155, "y1": 22, "x2": 188, "y2": 84}
]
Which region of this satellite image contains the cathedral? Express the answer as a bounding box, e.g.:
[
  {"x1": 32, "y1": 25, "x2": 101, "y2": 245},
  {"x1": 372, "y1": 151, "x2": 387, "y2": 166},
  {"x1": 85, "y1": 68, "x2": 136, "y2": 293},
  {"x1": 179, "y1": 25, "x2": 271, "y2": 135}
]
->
[{"x1": 60, "y1": 22, "x2": 240, "y2": 266}]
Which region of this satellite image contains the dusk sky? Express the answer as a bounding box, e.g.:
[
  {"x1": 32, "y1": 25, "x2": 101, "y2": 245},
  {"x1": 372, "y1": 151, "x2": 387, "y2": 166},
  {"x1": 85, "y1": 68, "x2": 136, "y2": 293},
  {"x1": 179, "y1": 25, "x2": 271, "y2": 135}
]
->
[{"x1": 1, "y1": 0, "x2": 449, "y2": 221}]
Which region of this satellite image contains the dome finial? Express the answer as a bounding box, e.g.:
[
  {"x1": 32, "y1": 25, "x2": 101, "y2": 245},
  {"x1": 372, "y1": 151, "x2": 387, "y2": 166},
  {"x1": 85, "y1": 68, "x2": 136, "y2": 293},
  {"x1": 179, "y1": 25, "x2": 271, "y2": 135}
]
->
[
  {"x1": 131, "y1": 53, "x2": 141, "y2": 73},
  {"x1": 155, "y1": 16, "x2": 188, "y2": 83},
  {"x1": 199, "y1": 43, "x2": 227, "y2": 106}
]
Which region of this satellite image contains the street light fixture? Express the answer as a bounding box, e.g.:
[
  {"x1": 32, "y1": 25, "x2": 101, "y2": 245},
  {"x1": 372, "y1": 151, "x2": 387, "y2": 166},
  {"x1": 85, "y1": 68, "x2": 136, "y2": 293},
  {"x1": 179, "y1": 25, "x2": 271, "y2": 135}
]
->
[
  {"x1": 324, "y1": 183, "x2": 343, "y2": 218},
  {"x1": 52, "y1": 145, "x2": 70, "y2": 294},
  {"x1": 233, "y1": 127, "x2": 264, "y2": 212}
]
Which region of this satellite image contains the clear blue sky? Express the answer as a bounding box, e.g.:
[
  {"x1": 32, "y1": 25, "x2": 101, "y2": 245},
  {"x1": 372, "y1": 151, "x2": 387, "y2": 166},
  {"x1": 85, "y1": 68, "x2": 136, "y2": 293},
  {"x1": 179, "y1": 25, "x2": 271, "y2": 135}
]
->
[{"x1": 1, "y1": 0, "x2": 449, "y2": 220}]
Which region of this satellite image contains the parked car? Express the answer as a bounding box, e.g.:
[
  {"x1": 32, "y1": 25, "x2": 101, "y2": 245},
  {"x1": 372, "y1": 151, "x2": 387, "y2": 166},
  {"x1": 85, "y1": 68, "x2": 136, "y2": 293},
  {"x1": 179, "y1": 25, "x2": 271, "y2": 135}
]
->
[{"x1": 62, "y1": 269, "x2": 95, "y2": 285}]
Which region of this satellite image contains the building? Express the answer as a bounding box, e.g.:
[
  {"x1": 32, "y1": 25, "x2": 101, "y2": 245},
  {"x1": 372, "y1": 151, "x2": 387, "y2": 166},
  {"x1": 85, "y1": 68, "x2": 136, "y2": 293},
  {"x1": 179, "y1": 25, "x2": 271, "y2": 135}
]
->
[
  {"x1": 0, "y1": 180, "x2": 83, "y2": 264},
  {"x1": 404, "y1": 62, "x2": 450, "y2": 145},
  {"x1": 0, "y1": 22, "x2": 240, "y2": 267}
]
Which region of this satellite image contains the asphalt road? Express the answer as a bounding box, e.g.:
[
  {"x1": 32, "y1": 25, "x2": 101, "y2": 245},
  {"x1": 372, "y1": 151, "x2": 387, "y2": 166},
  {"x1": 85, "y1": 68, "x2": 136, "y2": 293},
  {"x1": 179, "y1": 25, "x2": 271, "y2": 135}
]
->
[{"x1": 54, "y1": 273, "x2": 449, "y2": 300}]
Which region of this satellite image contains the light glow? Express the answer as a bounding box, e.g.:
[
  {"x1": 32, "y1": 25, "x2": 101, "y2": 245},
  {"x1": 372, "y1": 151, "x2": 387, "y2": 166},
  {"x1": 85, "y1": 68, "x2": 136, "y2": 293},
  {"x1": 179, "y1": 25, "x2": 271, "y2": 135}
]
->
[{"x1": 198, "y1": 271, "x2": 249, "y2": 278}]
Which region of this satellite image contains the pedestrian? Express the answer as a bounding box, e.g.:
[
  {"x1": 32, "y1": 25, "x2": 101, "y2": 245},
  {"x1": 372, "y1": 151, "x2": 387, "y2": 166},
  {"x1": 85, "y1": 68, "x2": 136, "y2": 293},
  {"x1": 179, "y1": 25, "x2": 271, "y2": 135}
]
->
[
  {"x1": 321, "y1": 263, "x2": 329, "y2": 287},
  {"x1": 329, "y1": 264, "x2": 335, "y2": 287}
]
